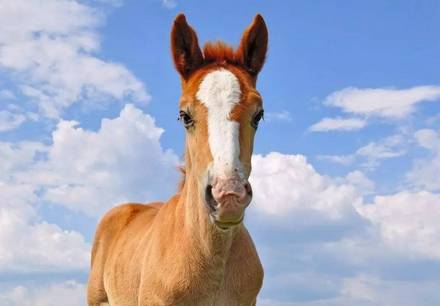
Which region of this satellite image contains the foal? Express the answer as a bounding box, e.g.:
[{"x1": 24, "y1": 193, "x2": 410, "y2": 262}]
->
[{"x1": 87, "y1": 14, "x2": 268, "y2": 306}]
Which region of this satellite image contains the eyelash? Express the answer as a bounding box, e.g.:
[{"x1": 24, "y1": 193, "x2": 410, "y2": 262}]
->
[
  {"x1": 251, "y1": 109, "x2": 264, "y2": 129},
  {"x1": 178, "y1": 110, "x2": 194, "y2": 128}
]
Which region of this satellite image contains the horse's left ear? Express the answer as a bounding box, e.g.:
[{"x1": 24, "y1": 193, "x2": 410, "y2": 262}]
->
[{"x1": 236, "y1": 14, "x2": 268, "y2": 76}]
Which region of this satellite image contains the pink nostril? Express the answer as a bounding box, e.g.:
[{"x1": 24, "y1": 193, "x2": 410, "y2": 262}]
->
[{"x1": 211, "y1": 179, "x2": 252, "y2": 203}]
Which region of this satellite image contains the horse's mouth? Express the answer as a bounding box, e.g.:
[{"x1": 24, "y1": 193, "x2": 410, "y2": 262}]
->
[{"x1": 205, "y1": 184, "x2": 245, "y2": 229}]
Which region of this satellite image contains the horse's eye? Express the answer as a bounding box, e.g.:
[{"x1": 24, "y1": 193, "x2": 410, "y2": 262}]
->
[
  {"x1": 251, "y1": 109, "x2": 264, "y2": 129},
  {"x1": 179, "y1": 110, "x2": 194, "y2": 128}
]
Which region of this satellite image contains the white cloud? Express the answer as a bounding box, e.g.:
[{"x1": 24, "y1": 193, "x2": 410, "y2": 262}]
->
[
  {"x1": 0, "y1": 89, "x2": 16, "y2": 100},
  {"x1": 0, "y1": 110, "x2": 26, "y2": 132},
  {"x1": 325, "y1": 86, "x2": 440, "y2": 119},
  {"x1": 7, "y1": 104, "x2": 180, "y2": 217},
  {"x1": 355, "y1": 135, "x2": 406, "y2": 168},
  {"x1": 318, "y1": 154, "x2": 355, "y2": 165},
  {"x1": 414, "y1": 128, "x2": 440, "y2": 150},
  {"x1": 0, "y1": 182, "x2": 89, "y2": 272},
  {"x1": 251, "y1": 153, "x2": 440, "y2": 260},
  {"x1": 0, "y1": 141, "x2": 46, "y2": 179},
  {"x1": 343, "y1": 171, "x2": 375, "y2": 195},
  {"x1": 0, "y1": 281, "x2": 85, "y2": 306},
  {"x1": 162, "y1": 0, "x2": 177, "y2": 9},
  {"x1": 406, "y1": 129, "x2": 440, "y2": 191},
  {"x1": 265, "y1": 110, "x2": 292, "y2": 122},
  {"x1": 0, "y1": 0, "x2": 149, "y2": 118},
  {"x1": 339, "y1": 275, "x2": 440, "y2": 306},
  {"x1": 356, "y1": 141, "x2": 404, "y2": 160},
  {"x1": 249, "y1": 151, "x2": 440, "y2": 305},
  {"x1": 319, "y1": 133, "x2": 407, "y2": 168},
  {"x1": 357, "y1": 191, "x2": 440, "y2": 260},
  {"x1": 259, "y1": 275, "x2": 440, "y2": 306},
  {"x1": 309, "y1": 117, "x2": 367, "y2": 132},
  {"x1": 250, "y1": 152, "x2": 362, "y2": 221}
]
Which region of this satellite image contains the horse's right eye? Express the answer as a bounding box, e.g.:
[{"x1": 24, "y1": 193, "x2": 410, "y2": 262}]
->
[{"x1": 179, "y1": 111, "x2": 194, "y2": 128}]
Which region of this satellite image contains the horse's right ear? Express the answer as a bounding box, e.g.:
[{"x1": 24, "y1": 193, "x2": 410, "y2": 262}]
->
[{"x1": 171, "y1": 14, "x2": 204, "y2": 79}]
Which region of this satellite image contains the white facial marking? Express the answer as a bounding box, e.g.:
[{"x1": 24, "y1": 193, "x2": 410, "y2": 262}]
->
[{"x1": 196, "y1": 69, "x2": 242, "y2": 178}]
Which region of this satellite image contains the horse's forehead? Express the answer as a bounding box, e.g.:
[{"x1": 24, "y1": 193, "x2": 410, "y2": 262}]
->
[
  {"x1": 196, "y1": 68, "x2": 242, "y2": 111},
  {"x1": 180, "y1": 66, "x2": 246, "y2": 105}
]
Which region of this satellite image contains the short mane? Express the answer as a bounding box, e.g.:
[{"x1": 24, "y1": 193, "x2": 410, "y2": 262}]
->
[{"x1": 203, "y1": 41, "x2": 241, "y2": 65}]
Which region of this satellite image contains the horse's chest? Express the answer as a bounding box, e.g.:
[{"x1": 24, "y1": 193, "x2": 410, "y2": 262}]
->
[
  {"x1": 170, "y1": 266, "x2": 259, "y2": 306},
  {"x1": 138, "y1": 263, "x2": 257, "y2": 306}
]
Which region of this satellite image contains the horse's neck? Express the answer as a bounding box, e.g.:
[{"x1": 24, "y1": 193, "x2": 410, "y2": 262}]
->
[{"x1": 174, "y1": 173, "x2": 237, "y2": 266}]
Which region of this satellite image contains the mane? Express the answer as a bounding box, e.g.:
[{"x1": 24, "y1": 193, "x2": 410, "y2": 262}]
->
[
  {"x1": 203, "y1": 41, "x2": 242, "y2": 65},
  {"x1": 177, "y1": 165, "x2": 186, "y2": 192}
]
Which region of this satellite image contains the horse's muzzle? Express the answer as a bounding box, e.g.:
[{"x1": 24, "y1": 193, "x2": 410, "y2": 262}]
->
[{"x1": 205, "y1": 177, "x2": 252, "y2": 229}]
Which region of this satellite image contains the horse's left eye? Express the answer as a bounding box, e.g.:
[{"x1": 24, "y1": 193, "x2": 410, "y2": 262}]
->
[
  {"x1": 251, "y1": 109, "x2": 264, "y2": 129},
  {"x1": 179, "y1": 110, "x2": 194, "y2": 128}
]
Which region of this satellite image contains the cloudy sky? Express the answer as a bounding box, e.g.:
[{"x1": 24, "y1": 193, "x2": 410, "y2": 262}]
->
[{"x1": 1, "y1": 0, "x2": 440, "y2": 305}]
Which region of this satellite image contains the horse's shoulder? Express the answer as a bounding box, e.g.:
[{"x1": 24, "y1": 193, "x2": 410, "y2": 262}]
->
[
  {"x1": 91, "y1": 203, "x2": 163, "y2": 262},
  {"x1": 95, "y1": 203, "x2": 161, "y2": 238}
]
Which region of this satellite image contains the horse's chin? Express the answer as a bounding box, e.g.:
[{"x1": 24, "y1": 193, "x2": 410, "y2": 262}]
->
[{"x1": 213, "y1": 215, "x2": 244, "y2": 230}]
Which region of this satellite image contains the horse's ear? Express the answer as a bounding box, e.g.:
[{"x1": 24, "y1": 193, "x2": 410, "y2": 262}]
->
[
  {"x1": 236, "y1": 14, "x2": 268, "y2": 76},
  {"x1": 171, "y1": 14, "x2": 204, "y2": 79}
]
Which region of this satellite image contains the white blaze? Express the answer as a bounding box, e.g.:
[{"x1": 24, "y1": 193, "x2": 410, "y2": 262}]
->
[{"x1": 196, "y1": 69, "x2": 242, "y2": 178}]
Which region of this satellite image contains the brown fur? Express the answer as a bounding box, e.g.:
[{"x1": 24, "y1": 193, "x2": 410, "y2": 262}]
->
[
  {"x1": 203, "y1": 41, "x2": 238, "y2": 65},
  {"x1": 87, "y1": 14, "x2": 268, "y2": 306},
  {"x1": 203, "y1": 14, "x2": 268, "y2": 77}
]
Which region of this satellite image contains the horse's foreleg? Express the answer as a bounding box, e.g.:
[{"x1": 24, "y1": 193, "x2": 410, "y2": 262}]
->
[{"x1": 87, "y1": 264, "x2": 109, "y2": 306}]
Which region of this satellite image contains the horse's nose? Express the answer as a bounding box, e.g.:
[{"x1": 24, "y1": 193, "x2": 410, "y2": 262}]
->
[
  {"x1": 205, "y1": 177, "x2": 252, "y2": 228},
  {"x1": 211, "y1": 177, "x2": 252, "y2": 204}
]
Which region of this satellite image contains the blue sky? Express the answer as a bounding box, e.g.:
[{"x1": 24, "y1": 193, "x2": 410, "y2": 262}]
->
[{"x1": 1, "y1": 0, "x2": 440, "y2": 305}]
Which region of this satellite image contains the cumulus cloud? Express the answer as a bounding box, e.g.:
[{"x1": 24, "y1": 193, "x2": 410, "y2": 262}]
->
[
  {"x1": 0, "y1": 280, "x2": 85, "y2": 306},
  {"x1": 343, "y1": 171, "x2": 375, "y2": 195},
  {"x1": 0, "y1": 110, "x2": 26, "y2": 132},
  {"x1": 339, "y1": 275, "x2": 440, "y2": 306},
  {"x1": 250, "y1": 153, "x2": 440, "y2": 260},
  {"x1": 309, "y1": 117, "x2": 367, "y2": 132},
  {"x1": 357, "y1": 191, "x2": 440, "y2": 260},
  {"x1": 259, "y1": 275, "x2": 440, "y2": 306},
  {"x1": 0, "y1": 133, "x2": 90, "y2": 274},
  {"x1": 10, "y1": 104, "x2": 180, "y2": 217},
  {"x1": 406, "y1": 129, "x2": 440, "y2": 192},
  {"x1": 325, "y1": 86, "x2": 440, "y2": 119},
  {"x1": 250, "y1": 152, "x2": 362, "y2": 221},
  {"x1": 265, "y1": 110, "x2": 293, "y2": 123},
  {"x1": 0, "y1": 0, "x2": 149, "y2": 118},
  {"x1": 0, "y1": 182, "x2": 89, "y2": 272},
  {"x1": 249, "y1": 152, "x2": 440, "y2": 305},
  {"x1": 319, "y1": 133, "x2": 407, "y2": 168}
]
